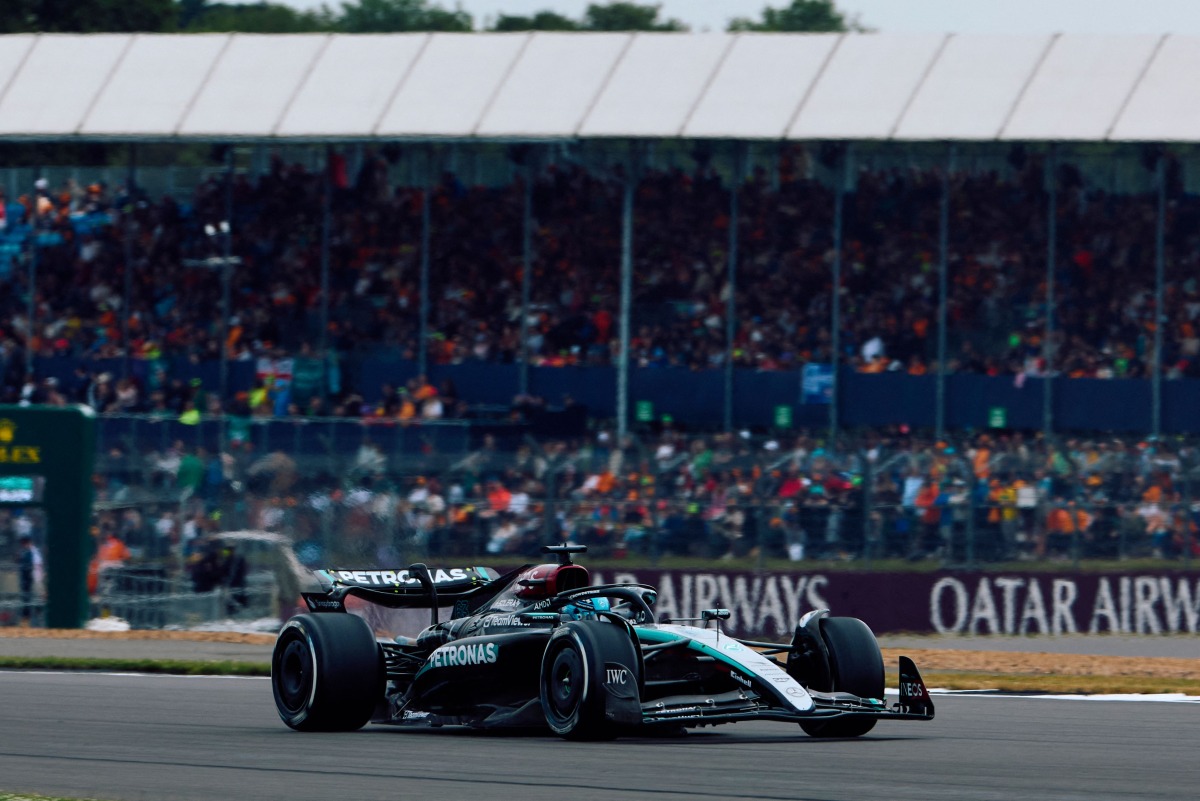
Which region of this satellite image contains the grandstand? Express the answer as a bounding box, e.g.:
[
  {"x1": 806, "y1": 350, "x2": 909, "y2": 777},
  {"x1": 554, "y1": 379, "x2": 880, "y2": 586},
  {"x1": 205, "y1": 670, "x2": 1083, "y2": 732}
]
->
[
  {"x1": 3, "y1": 31, "x2": 1200, "y2": 628},
  {"x1": 3, "y1": 33, "x2": 1200, "y2": 431}
]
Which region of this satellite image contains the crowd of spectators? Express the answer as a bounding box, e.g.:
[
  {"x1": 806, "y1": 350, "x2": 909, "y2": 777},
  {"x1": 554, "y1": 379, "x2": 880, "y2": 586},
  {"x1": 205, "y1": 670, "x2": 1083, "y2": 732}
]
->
[
  {"x1": 3, "y1": 146, "x2": 1200, "y2": 415},
  {"x1": 5, "y1": 145, "x2": 1200, "y2": 620},
  {"x1": 87, "y1": 424, "x2": 1200, "y2": 569}
]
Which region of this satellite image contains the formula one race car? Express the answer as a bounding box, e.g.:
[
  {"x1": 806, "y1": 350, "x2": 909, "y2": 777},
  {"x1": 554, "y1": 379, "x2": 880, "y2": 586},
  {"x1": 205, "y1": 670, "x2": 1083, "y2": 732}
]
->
[{"x1": 271, "y1": 546, "x2": 934, "y2": 739}]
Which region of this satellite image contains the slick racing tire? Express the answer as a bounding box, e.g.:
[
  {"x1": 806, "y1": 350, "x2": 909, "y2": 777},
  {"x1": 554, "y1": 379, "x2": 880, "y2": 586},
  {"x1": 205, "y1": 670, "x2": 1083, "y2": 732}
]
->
[
  {"x1": 540, "y1": 620, "x2": 639, "y2": 741},
  {"x1": 272, "y1": 613, "x2": 382, "y2": 732},
  {"x1": 799, "y1": 616, "x2": 885, "y2": 739}
]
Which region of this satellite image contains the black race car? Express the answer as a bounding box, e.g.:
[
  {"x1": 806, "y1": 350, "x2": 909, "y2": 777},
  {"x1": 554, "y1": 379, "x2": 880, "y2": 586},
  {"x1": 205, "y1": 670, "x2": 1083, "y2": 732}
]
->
[{"x1": 271, "y1": 546, "x2": 934, "y2": 739}]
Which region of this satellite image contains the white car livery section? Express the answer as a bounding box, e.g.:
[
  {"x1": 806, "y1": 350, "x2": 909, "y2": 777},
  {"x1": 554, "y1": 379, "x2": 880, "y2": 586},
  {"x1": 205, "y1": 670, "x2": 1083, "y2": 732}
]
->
[{"x1": 650, "y1": 624, "x2": 815, "y2": 713}]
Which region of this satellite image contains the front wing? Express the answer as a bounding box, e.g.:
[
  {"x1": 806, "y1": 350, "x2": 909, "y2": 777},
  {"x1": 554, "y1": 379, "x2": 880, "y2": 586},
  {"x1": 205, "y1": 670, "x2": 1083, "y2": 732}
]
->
[{"x1": 639, "y1": 655, "x2": 935, "y2": 729}]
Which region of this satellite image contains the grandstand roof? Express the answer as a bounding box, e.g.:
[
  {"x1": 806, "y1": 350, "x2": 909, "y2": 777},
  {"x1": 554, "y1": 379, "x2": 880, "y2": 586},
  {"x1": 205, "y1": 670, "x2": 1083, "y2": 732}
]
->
[{"x1": 0, "y1": 31, "x2": 1195, "y2": 142}]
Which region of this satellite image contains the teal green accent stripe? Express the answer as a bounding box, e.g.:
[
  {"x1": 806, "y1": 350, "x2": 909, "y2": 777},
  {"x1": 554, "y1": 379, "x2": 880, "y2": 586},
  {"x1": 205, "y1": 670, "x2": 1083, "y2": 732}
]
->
[
  {"x1": 683, "y1": 639, "x2": 759, "y2": 674},
  {"x1": 633, "y1": 628, "x2": 686, "y2": 644},
  {"x1": 638, "y1": 628, "x2": 770, "y2": 675}
]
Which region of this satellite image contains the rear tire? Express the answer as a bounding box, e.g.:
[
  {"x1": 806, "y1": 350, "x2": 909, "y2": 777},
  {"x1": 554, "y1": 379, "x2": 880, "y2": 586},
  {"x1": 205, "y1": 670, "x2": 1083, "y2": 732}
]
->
[
  {"x1": 272, "y1": 613, "x2": 382, "y2": 732},
  {"x1": 540, "y1": 621, "x2": 639, "y2": 740},
  {"x1": 800, "y1": 616, "x2": 884, "y2": 738}
]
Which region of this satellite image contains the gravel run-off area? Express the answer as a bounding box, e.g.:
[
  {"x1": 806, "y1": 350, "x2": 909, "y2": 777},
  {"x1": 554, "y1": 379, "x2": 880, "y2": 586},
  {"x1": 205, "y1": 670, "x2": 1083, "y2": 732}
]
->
[{"x1": 2, "y1": 628, "x2": 1197, "y2": 681}]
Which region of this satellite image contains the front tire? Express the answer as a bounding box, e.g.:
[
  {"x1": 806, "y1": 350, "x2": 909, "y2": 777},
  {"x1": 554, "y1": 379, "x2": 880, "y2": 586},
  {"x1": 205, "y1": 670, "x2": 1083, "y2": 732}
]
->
[
  {"x1": 800, "y1": 616, "x2": 884, "y2": 738},
  {"x1": 272, "y1": 613, "x2": 382, "y2": 732},
  {"x1": 540, "y1": 621, "x2": 639, "y2": 740}
]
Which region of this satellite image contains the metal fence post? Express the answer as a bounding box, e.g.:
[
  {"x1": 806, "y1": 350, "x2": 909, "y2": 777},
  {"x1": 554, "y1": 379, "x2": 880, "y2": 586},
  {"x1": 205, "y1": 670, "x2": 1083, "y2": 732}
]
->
[
  {"x1": 755, "y1": 504, "x2": 766, "y2": 572},
  {"x1": 418, "y1": 146, "x2": 433, "y2": 382},
  {"x1": 617, "y1": 143, "x2": 637, "y2": 442},
  {"x1": 123, "y1": 143, "x2": 137, "y2": 379},
  {"x1": 829, "y1": 145, "x2": 847, "y2": 449},
  {"x1": 1118, "y1": 503, "x2": 1127, "y2": 560},
  {"x1": 1152, "y1": 151, "x2": 1166, "y2": 441},
  {"x1": 1072, "y1": 499, "x2": 1084, "y2": 569},
  {"x1": 1185, "y1": 458, "x2": 1194, "y2": 567},
  {"x1": 861, "y1": 453, "x2": 874, "y2": 567},
  {"x1": 966, "y1": 478, "x2": 976, "y2": 569},
  {"x1": 519, "y1": 157, "x2": 534, "y2": 397},
  {"x1": 1044, "y1": 144, "x2": 1056, "y2": 439},
  {"x1": 724, "y1": 142, "x2": 744, "y2": 433},
  {"x1": 935, "y1": 145, "x2": 951, "y2": 439},
  {"x1": 320, "y1": 146, "x2": 332, "y2": 359}
]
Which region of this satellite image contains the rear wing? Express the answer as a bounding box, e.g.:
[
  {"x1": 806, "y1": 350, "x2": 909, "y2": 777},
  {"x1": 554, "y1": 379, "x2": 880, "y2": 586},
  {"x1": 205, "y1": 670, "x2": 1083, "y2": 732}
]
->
[{"x1": 302, "y1": 565, "x2": 500, "y2": 613}]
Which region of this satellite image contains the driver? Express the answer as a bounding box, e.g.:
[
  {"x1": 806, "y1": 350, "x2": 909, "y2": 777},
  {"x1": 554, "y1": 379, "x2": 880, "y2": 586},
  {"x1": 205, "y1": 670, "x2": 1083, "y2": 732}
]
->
[{"x1": 561, "y1": 595, "x2": 612, "y2": 621}]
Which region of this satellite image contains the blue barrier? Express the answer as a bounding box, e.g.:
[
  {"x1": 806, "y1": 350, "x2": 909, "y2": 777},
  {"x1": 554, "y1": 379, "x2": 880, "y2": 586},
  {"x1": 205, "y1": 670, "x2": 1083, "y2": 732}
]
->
[
  {"x1": 355, "y1": 359, "x2": 1196, "y2": 434},
  {"x1": 35, "y1": 354, "x2": 1200, "y2": 434}
]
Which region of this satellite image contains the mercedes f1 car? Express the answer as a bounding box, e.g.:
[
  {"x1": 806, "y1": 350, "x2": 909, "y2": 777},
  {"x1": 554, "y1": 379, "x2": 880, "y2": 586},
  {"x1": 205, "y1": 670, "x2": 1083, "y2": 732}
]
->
[{"x1": 271, "y1": 546, "x2": 934, "y2": 739}]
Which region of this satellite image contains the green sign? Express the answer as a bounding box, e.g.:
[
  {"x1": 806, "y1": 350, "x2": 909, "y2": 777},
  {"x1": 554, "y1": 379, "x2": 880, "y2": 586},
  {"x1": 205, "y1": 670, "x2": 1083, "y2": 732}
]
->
[
  {"x1": 988, "y1": 406, "x2": 1008, "y2": 428},
  {"x1": 0, "y1": 406, "x2": 97, "y2": 628},
  {"x1": 635, "y1": 401, "x2": 654, "y2": 423},
  {"x1": 774, "y1": 405, "x2": 794, "y2": 429}
]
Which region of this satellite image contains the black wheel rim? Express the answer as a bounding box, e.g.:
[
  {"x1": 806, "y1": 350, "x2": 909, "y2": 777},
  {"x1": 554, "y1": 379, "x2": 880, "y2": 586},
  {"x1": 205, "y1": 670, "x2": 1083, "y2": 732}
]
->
[
  {"x1": 546, "y1": 646, "x2": 584, "y2": 723},
  {"x1": 276, "y1": 637, "x2": 312, "y2": 715}
]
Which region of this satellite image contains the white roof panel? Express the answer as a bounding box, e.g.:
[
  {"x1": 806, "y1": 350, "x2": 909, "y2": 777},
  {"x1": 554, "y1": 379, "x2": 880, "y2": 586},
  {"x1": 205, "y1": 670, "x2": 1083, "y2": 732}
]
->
[
  {"x1": 1002, "y1": 34, "x2": 1161, "y2": 141},
  {"x1": 81, "y1": 35, "x2": 229, "y2": 137},
  {"x1": 0, "y1": 35, "x2": 37, "y2": 103},
  {"x1": 580, "y1": 34, "x2": 733, "y2": 138},
  {"x1": 0, "y1": 35, "x2": 131, "y2": 136},
  {"x1": 1110, "y1": 35, "x2": 1200, "y2": 141},
  {"x1": 790, "y1": 33, "x2": 946, "y2": 140},
  {"x1": 684, "y1": 33, "x2": 838, "y2": 139},
  {"x1": 4, "y1": 32, "x2": 1200, "y2": 142},
  {"x1": 277, "y1": 34, "x2": 427, "y2": 138},
  {"x1": 377, "y1": 33, "x2": 528, "y2": 137},
  {"x1": 477, "y1": 33, "x2": 629, "y2": 138},
  {"x1": 179, "y1": 34, "x2": 329, "y2": 137},
  {"x1": 895, "y1": 34, "x2": 1051, "y2": 141}
]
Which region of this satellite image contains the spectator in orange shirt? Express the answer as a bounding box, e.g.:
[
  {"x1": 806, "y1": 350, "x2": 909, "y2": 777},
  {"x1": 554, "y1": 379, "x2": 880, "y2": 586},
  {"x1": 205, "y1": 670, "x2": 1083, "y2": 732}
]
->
[
  {"x1": 486, "y1": 480, "x2": 512, "y2": 513},
  {"x1": 1045, "y1": 500, "x2": 1091, "y2": 558},
  {"x1": 87, "y1": 523, "x2": 132, "y2": 595},
  {"x1": 412, "y1": 375, "x2": 437, "y2": 402}
]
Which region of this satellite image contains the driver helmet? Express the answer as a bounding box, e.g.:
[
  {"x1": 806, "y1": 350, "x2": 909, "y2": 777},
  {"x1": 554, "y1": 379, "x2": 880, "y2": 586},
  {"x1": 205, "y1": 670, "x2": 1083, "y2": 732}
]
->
[{"x1": 562, "y1": 596, "x2": 611, "y2": 620}]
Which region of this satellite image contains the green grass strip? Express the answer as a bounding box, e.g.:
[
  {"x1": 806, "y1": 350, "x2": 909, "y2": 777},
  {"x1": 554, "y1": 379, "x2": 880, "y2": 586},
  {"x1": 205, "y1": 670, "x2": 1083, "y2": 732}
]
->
[
  {"x1": 0, "y1": 656, "x2": 269, "y2": 676},
  {"x1": 0, "y1": 795, "x2": 108, "y2": 801}
]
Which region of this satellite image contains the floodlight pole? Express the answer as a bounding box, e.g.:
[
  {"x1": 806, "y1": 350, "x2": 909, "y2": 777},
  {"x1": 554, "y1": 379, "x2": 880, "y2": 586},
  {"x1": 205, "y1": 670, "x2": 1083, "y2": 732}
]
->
[
  {"x1": 22, "y1": 165, "x2": 45, "y2": 378},
  {"x1": 724, "y1": 142, "x2": 744, "y2": 433},
  {"x1": 122, "y1": 143, "x2": 137, "y2": 379},
  {"x1": 220, "y1": 147, "x2": 234, "y2": 415},
  {"x1": 935, "y1": 145, "x2": 952, "y2": 440},
  {"x1": 319, "y1": 146, "x2": 332, "y2": 360},
  {"x1": 617, "y1": 144, "x2": 638, "y2": 442},
  {"x1": 418, "y1": 146, "x2": 433, "y2": 380},
  {"x1": 1152, "y1": 150, "x2": 1166, "y2": 440},
  {"x1": 519, "y1": 157, "x2": 534, "y2": 397},
  {"x1": 829, "y1": 145, "x2": 848, "y2": 450},
  {"x1": 25, "y1": 232, "x2": 36, "y2": 378},
  {"x1": 1043, "y1": 146, "x2": 1056, "y2": 440}
]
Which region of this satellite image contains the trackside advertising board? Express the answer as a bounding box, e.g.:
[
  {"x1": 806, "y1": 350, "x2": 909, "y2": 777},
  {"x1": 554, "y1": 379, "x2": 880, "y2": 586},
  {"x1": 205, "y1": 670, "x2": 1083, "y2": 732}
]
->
[{"x1": 588, "y1": 569, "x2": 1200, "y2": 638}]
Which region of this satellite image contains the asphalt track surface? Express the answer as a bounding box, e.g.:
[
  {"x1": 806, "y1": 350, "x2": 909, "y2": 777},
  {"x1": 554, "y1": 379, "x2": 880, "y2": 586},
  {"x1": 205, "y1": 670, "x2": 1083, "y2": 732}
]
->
[{"x1": 0, "y1": 672, "x2": 1195, "y2": 801}]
